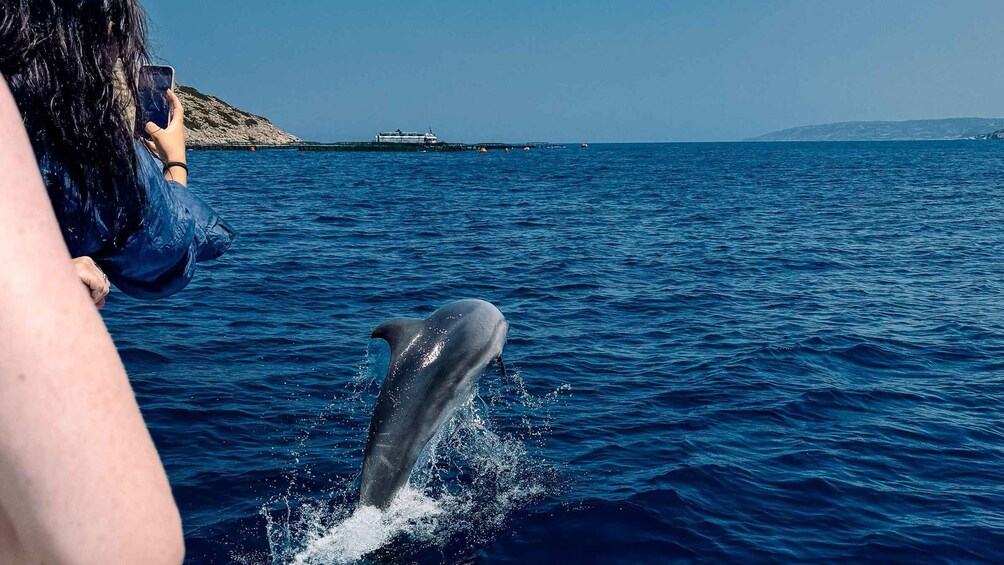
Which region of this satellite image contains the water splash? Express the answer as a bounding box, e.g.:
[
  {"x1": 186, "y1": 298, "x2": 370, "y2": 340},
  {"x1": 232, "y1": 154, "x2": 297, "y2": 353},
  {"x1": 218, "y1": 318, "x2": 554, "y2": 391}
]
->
[
  {"x1": 261, "y1": 345, "x2": 381, "y2": 564},
  {"x1": 263, "y1": 347, "x2": 568, "y2": 564},
  {"x1": 291, "y1": 488, "x2": 446, "y2": 565}
]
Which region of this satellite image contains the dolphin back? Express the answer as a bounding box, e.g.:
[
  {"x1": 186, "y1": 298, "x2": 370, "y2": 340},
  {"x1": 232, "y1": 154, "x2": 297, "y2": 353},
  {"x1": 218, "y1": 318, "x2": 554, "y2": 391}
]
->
[
  {"x1": 358, "y1": 300, "x2": 508, "y2": 509},
  {"x1": 371, "y1": 318, "x2": 424, "y2": 348}
]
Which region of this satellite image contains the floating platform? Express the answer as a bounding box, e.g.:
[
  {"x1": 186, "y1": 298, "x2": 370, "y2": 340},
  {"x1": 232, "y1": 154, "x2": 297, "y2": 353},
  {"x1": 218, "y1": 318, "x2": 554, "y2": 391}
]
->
[{"x1": 189, "y1": 142, "x2": 566, "y2": 152}]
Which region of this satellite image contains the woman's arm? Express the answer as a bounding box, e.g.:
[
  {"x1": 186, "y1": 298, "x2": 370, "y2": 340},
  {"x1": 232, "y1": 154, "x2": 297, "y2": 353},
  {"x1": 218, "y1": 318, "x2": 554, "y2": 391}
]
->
[
  {"x1": 143, "y1": 89, "x2": 187, "y2": 186},
  {"x1": 97, "y1": 87, "x2": 234, "y2": 300},
  {"x1": 96, "y1": 144, "x2": 235, "y2": 299},
  {"x1": 0, "y1": 79, "x2": 184, "y2": 563}
]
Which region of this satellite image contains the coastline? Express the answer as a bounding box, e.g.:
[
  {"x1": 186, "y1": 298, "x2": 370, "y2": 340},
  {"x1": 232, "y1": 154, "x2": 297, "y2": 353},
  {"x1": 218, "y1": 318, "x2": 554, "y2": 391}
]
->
[{"x1": 187, "y1": 141, "x2": 567, "y2": 152}]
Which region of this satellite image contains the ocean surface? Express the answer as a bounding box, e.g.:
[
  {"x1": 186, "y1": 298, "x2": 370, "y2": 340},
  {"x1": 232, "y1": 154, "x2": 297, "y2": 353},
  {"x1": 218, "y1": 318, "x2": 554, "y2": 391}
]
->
[{"x1": 103, "y1": 142, "x2": 1004, "y2": 564}]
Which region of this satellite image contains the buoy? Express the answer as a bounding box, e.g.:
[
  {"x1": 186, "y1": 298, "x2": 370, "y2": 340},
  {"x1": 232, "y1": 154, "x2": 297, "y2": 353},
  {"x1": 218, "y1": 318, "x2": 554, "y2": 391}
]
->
[
  {"x1": 479, "y1": 147, "x2": 487, "y2": 153},
  {"x1": 523, "y1": 146, "x2": 530, "y2": 151},
  {"x1": 250, "y1": 146, "x2": 256, "y2": 152},
  {"x1": 581, "y1": 143, "x2": 588, "y2": 148},
  {"x1": 504, "y1": 147, "x2": 510, "y2": 152}
]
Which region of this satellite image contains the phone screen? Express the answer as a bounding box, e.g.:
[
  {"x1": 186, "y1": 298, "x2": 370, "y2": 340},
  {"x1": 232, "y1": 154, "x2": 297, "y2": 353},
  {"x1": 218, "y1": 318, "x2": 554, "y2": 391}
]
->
[{"x1": 138, "y1": 66, "x2": 174, "y2": 131}]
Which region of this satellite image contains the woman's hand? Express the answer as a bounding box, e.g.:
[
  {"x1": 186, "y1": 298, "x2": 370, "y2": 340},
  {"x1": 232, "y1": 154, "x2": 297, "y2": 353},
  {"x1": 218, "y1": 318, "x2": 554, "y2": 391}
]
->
[
  {"x1": 143, "y1": 89, "x2": 187, "y2": 186},
  {"x1": 73, "y1": 257, "x2": 110, "y2": 308}
]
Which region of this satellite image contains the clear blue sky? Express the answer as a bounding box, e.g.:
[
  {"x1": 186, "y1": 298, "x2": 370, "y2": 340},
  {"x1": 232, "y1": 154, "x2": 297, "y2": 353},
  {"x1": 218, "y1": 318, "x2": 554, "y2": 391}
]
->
[{"x1": 143, "y1": 0, "x2": 1004, "y2": 143}]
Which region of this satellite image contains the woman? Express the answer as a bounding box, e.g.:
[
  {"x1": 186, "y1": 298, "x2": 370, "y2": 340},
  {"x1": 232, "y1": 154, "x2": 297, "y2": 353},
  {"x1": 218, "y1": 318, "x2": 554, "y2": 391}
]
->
[
  {"x1": 0, "y1": 75, "x2": 184, "y2": 563},
  {"x1": 0, "y1": 0, "x2": 233, "y2": 304}
]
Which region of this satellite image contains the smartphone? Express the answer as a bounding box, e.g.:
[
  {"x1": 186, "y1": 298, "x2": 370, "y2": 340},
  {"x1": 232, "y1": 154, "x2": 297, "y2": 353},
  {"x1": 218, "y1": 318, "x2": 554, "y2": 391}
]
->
[{"x1": 137, "y1": 65, "x2": 175, "y2": 132}]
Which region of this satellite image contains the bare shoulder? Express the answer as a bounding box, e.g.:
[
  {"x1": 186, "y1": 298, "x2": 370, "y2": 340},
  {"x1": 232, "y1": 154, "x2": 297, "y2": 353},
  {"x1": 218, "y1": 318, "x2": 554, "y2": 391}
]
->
[
  {"x1": 0, "y1": 77, "x2": 43, "y2": 197},
  {"x1": 0, "y1": 75, "x2": 184, "y2": 564}
]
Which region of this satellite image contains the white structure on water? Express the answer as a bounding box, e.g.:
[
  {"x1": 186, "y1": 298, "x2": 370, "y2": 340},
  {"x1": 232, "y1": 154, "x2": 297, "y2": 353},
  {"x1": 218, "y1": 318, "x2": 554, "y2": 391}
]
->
[{"x1": 375, "y1": 129, "x2": 441, "y2": 144}]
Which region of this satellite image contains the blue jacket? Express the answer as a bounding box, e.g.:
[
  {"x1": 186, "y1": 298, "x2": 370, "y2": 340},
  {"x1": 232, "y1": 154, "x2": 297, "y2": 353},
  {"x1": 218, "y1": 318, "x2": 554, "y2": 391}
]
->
[{"x1": 39, "y1": 144, "x2": 235, "y2": 299}]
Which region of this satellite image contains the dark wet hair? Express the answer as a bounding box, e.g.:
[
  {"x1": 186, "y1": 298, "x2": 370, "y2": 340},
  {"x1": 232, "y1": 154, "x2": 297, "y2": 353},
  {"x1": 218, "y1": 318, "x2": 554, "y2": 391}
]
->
[{"x1": 0, "y1": 0, "x2": 149, "y2": 243}]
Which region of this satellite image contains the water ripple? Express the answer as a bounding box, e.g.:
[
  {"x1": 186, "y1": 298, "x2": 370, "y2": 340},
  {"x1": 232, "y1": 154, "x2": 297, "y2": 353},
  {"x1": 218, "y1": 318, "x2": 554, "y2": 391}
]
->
[{"x1": 103, "y1": 142, "x2": 1004, "y2": 563}]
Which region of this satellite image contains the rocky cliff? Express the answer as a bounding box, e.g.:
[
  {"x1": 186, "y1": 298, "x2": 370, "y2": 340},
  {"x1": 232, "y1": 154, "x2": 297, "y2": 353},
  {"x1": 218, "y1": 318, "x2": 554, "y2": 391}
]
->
[
  {"x1": 176, "y1": 85, "x2": 299, "y2": 146},
  {"x1": 970, "y1": 129, "x2": 1004, "y2": 140}
]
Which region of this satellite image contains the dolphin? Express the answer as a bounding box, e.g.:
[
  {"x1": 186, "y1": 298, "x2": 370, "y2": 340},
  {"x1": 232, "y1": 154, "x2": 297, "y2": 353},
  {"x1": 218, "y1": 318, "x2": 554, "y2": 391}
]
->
[{"x1": 359, "y1": 299, "x2": 509, "y2": 509}]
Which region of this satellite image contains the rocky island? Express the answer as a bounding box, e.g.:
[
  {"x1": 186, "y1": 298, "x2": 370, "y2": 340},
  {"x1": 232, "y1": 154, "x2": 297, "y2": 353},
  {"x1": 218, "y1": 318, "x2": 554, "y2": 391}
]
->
[{"x1": 176, "y1": 85, "x2": 299, "y2": 147}]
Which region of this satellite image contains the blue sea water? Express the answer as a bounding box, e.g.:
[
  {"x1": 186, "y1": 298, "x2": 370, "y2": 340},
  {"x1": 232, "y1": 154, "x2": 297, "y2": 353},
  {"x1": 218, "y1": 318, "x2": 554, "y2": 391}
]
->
[{"x1": 104, "y1": 142, "x2": 1004, "y2": 564}]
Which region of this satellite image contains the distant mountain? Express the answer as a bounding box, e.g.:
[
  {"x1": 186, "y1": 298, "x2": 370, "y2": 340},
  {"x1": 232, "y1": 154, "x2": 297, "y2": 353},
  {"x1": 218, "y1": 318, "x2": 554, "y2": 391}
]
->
[
  {"x1": 176, "y1": 85, "x2": 299, "y2": 147},
  {"x1": 749, "y1": 118, "x2": 1004, "y2": 142}
]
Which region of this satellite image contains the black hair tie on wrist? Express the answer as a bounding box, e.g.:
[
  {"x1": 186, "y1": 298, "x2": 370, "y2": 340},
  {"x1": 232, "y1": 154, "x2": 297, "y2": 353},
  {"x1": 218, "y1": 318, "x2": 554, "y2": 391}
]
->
[{"x1": 163, "y1": 161, "x2": 189, "y2": 174}]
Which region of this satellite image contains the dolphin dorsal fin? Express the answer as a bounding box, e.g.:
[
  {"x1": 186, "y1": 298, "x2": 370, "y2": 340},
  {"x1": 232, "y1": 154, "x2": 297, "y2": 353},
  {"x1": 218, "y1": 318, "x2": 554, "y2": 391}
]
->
[{"x1": 371, "y1": 319, "x2": 424, "y2": 351}]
